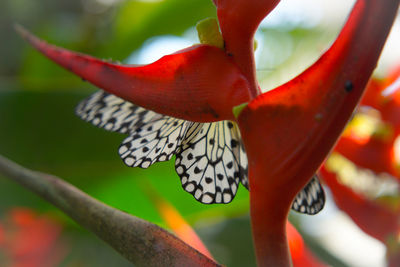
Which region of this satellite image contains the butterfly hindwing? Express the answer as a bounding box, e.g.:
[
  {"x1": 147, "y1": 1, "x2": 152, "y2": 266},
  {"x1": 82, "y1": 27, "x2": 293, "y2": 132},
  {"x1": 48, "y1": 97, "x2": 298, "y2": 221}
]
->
[
  {"x1": 175, "y1": 121, "x2": 248, "y2": 204},
  {"x1": 291, "y1": 175, "x2": 325, "y2": 215}
]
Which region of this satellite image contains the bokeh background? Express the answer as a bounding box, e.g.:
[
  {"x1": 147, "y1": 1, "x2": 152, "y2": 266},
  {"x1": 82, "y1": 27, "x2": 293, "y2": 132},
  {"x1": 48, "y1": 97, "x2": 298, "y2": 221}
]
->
[{"x1": 1, "y1": 0, "x2": 399, "y2": 266}]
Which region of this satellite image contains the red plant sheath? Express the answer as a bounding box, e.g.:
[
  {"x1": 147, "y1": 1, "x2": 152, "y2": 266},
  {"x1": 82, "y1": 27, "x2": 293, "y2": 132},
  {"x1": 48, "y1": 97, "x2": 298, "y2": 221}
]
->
[
  {"x1": 15, "y1": 25, "x2": 251, "y2": 123},
  {"x1": 215, "y1": 0, "x2": 280, "y2": 98},
  {"x1": 237, "y1": 1, "x2": 399, "y2": 266}
]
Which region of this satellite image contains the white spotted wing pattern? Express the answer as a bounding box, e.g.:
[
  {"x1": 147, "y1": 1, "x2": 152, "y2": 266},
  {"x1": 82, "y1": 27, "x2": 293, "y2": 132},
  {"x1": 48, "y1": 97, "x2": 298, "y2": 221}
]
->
[
  {"x1": 291, "y1": 175, "x2": 325, "y2": 215},
  {"x1": 76, "y1": 90, "x2": 325, "y2": 213},
  {"x1": 76, "y1": 91, "x2": 189, "y2": 168},
  {"x1": 175, "y1": 121, "x2": 248, "y2": 204}
]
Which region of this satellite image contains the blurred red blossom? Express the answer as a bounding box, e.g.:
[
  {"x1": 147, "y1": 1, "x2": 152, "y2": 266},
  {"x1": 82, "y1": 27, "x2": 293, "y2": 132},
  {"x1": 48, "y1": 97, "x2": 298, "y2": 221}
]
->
[
  {"x1": 320, "y1": 163, "x2": 400, "y2": 267},
  {"x1": 0, "y1": 208, "x2": 67, "y2": 267},
  {"x1": 320, "y1": 165, "x2": 399, "y2": 243},
  {"x1": 287, "y1": 222, "x2": 326, "y2": 267},
  {"x1": 335, "y1": 65, "x2": 400, "y2": 180},
  {"x1": 321, "y1": 65, "x2": 400, "y2": 266}
]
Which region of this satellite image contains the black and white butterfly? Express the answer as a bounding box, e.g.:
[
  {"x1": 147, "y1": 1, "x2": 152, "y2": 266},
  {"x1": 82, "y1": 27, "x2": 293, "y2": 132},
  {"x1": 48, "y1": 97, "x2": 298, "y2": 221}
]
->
[{"x1": 76, "y1": 90, "x2": 325, "y2": 214}]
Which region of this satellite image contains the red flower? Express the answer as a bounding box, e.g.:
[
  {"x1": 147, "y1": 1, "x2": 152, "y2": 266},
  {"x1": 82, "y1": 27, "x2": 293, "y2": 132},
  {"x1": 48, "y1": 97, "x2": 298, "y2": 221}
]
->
[
  {"x1": 0, "y1": 208, "x2": 66, "y2": 267},
  {"x1": 17, "y1": 0, "x2": 399, "y2": 266},
  {"x1": 335, "y1": 66, "x2": 400, "y2": 179}
]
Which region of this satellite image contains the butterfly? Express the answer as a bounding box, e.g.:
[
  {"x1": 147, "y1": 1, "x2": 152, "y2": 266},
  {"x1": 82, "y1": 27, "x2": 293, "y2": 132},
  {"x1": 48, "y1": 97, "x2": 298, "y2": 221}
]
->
[{"x1": 76, "y1": 90, "x2": 325, "y2": 214}]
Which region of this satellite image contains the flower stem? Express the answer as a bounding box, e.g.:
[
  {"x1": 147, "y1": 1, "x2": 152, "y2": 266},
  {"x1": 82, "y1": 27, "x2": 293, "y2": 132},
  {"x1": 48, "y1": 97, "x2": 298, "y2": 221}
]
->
[
  {"x1": 250, "y1": 199, "x2": 291, "y2": 266},
  {"x1": 249, "y1": 168, "x2": 293, "y2": 267}
]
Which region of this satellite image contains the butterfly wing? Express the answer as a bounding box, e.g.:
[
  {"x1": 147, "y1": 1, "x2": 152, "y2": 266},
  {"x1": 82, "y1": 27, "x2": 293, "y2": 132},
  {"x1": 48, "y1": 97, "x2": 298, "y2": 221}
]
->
[
  {"x1": 118, "y1": 117, "x2": 188, "y2": 168},
  {"x1": 175, "y1": 121, "x2": 248, "y2": 204},
  {"x1": 77, "y1": 91, "x2": 325, "y2": 213},
  {"x1": 76, "y1": 90, "x2": 154, "y2": 134},
  {"x1": 76, "y1": 91, "x2": 189, "y2": 168},
  {"x1": 291, "y1": 175, "x2": 325, "y2": 215}
]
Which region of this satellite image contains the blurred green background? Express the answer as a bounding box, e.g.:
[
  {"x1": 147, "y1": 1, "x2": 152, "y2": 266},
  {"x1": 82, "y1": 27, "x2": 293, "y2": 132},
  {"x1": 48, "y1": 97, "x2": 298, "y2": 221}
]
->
[
  {"x1": 1, "y1": 0, "x2": 398, "y2": 266},
  {"x1": 0, "y1": 1, "x2": 251, "y2": 266}
]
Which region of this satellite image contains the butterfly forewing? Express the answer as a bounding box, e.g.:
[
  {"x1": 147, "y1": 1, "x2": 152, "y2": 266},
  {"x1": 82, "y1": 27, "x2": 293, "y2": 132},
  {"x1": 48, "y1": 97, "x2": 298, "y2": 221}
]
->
[
  {"x1": 76, "y1": 91, "x2": 163, "y2": 134},
  {"x1": 76, "y1": 90, "x2": 189, "y2": 168}
]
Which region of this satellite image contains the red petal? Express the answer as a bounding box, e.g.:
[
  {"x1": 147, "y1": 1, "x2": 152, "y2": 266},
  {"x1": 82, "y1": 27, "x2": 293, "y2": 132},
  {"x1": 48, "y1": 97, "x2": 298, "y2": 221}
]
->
[
  {"x1": 359, "y1": 79, "x2": 385, "y2": 109},
  {"x1": 16, "y1": 25, "x2": 251, "y2": 122},
  {"x1": 334, "y1": 136, "x2": 398, "y2": 179},
  {"x1": 320, "y1": 167, "x2": 399, "y2": 243}
]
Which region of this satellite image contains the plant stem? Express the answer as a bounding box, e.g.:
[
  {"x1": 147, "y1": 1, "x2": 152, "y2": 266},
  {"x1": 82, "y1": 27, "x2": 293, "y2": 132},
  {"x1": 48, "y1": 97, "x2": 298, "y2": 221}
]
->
[
  {"x1": 0, "y1": 154, "x2": 220, "y2": 267},
  {"x1": 249, "y1": 169, "x2": 293, "y2": 267}
]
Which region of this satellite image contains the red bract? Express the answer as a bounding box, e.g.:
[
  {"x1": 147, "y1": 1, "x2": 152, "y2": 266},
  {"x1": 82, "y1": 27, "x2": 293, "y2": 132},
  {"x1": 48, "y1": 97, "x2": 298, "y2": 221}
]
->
[
  {"x1": 213, "y1": 0, "x2": 280, "y2": 97},
  {"x1": 17, "y1": 0, "x2": 399, "y2": 266},
  {"x1": 236, "y1": 1, "x2": 399, "y2": 265},
  {"x1": 16, "y1": 26, "x2": 251, "y2": 122}
]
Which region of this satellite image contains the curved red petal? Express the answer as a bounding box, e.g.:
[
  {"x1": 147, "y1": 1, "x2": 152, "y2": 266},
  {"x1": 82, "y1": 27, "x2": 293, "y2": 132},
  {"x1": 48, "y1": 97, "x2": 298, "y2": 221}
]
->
[{"x1": 16, "y1": 25, "x2": 251, "y2": 122}]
